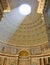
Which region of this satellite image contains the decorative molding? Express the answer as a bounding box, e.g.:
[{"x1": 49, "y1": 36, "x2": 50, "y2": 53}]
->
[
  {"x1": 0, "y1": 0, "x2": 10, "y2": 12},
  {"x1": 37, "y1": 0, "x2": 45, "y2": 14},
  {"x1": 0, "y1": 2, "x2": 3, "y2": 21},
  {"x1": 0, "y1": 0, "x2": 10, "y2": 21},
  {"x1": 0, "y1": 41, "x2": 49, "y2": 56}
]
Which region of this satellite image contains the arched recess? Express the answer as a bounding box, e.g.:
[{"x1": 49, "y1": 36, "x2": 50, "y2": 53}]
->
[
  {"x1": 19, "y1": 50, "x2": 29, "y2": 57},
  {"x1": 18, "y1": 50, "x2": 30, "y2": 65}
]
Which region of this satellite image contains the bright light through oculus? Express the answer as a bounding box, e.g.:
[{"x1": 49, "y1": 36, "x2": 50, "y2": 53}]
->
[{"x1": 19, "y1": 4, "x2": 31, "y2": 15}]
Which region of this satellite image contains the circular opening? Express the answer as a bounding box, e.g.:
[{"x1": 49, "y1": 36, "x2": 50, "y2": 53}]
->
[{"x1": 19, "y1": 4, "x2": 31, "y2": 15}]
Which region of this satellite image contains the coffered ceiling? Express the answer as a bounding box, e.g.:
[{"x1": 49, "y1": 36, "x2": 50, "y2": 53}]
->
[{"x1": 0, "y1": 0, "x2": 49, "y2": 45}]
